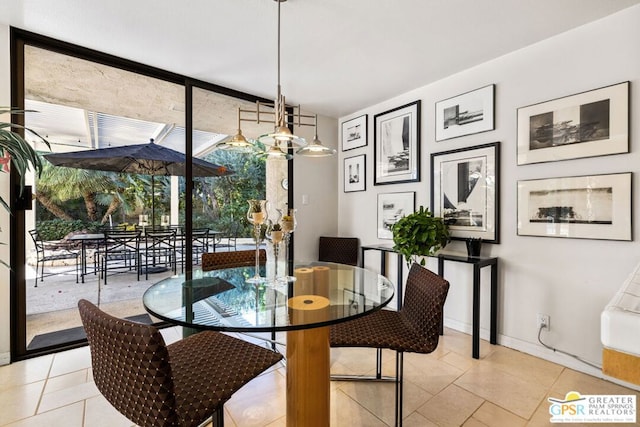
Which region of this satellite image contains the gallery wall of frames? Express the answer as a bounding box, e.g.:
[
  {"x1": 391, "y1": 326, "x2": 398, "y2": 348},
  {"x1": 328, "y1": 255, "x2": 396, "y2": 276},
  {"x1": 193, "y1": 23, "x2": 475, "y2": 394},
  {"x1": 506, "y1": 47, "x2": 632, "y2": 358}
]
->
[{"x1": 341, "y1": 81, "x2": 630, "y2": 244}]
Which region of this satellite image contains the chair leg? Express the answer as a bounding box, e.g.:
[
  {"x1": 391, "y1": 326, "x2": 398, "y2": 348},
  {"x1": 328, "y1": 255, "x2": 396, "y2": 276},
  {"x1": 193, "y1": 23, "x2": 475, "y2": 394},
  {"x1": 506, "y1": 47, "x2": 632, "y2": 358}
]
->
[
  {"x1": 34, "y1": 260, "x2": 40, "y2": 287},
  {"x1": 211, "y1": 404, "x2": 225, "y2": 427},
  {"x1": 395, "y1": 351, "x2": 404, "y2": 427},
  {"x1": 376, "y1": 347, "x2": 383, "y2": 379}
]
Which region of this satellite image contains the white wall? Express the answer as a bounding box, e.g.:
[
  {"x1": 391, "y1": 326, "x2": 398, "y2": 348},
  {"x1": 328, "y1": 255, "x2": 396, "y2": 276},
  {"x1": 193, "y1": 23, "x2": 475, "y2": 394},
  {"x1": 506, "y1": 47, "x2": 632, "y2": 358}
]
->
[
  {"x1": 293, "y1": 114, "x2": 339, "y2": 261},
  {"x1": 338, "y1": 5, "x2": 640, "y2": 382},
  {"x1": 0, "y1": 24, "x2": 11, "y2": 364}
]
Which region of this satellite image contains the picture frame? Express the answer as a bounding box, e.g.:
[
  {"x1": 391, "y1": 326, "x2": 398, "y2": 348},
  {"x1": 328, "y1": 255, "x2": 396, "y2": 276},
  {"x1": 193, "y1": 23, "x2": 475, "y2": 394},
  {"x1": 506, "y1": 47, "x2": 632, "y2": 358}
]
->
[
  {"x1": 517, "y1": 172, "x2": 631, "y2": 241},
  {"x1": 435, "y1": 84, "x2": 495, "y2": 141},
  {"x1": 341, "y1": 114, "x2": 368, "y2": 151},
  {"x1": 431, "y1": 142, "x2": 500, "y2": 243},
  {"x1": 343, "y1": 154, "x2": 366, "y2": 193},
  {"x1": 517, "y1": 81, "x2": 629, "y2": 165},
  {"x1": 377, "y1": 191, "x2": 415, "y2": 239},
  {"x1": 374, "y1": 100, "x2": 420, "y2": 185}
]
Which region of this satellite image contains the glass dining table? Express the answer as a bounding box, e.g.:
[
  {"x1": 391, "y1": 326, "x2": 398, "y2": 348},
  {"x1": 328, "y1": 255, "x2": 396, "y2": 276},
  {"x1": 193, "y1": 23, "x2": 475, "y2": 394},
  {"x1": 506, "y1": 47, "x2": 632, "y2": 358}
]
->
[{"x1": 143, "y1": 261, "x2": 394, "y2": 427}]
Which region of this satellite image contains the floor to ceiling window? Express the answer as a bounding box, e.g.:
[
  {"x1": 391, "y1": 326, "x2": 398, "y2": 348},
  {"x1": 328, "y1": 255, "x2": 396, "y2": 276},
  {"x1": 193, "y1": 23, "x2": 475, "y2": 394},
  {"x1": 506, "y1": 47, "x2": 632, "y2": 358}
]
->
[{"x1": 10, "y1": 29, "x2": 280, "y2": 360}]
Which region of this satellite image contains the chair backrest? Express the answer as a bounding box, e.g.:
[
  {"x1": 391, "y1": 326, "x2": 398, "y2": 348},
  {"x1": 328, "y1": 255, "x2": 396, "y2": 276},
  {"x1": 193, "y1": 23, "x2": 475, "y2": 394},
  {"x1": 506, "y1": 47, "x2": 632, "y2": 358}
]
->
[
  {"x1": 77, "y1": 299, "x2": 179, "y2": 427},
  {"x1": 318, "y1": 236, "x2": 359, "y2": 266},
  {"x1": 401, "y1": 263, "x2": 450, "y2": 352},
  {"x1": 104, "y1": 230, "x2": 140, "y2": 252},
  {"x1": 28, "y1": 229, "x2": 45, "y2": 255},
  {"x1": 143, "y1": 229, "x2": 176, "y2": 251},
  {"x1": 202, "y1": 249, "x2": 266, "y2": 271}
]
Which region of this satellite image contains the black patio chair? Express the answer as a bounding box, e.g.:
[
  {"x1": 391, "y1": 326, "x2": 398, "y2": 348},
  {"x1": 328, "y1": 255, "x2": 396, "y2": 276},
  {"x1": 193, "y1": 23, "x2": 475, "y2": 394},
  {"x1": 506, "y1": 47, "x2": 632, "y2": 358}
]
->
[
  {"x1": 29, "y1": 229, "x2": 79, "y2": 287},
  {"x1": 97, "y1": 229, "x2": 141, "y2": 285},
  {"x1": 138, "y1": 228, "x2": 177, "y2": 280}
]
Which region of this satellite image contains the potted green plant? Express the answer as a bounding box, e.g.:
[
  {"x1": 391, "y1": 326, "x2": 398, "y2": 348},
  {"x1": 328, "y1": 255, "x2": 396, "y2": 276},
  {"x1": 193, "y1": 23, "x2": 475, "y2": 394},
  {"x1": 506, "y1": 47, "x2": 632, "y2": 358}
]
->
[
  {"x1": 0, "y1": 108, "x2": 49, "y2": 211},
  {"x1": 391, "y1": 205, "x2": 450, "y2": 267}
]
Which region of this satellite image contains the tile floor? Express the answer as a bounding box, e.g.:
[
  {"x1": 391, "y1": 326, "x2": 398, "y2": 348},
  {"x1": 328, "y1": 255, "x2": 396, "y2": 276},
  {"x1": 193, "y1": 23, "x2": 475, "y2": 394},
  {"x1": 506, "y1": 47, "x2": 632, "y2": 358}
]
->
[{"x1": 1, "y1": 327, "x2": 638, "y2": 426}]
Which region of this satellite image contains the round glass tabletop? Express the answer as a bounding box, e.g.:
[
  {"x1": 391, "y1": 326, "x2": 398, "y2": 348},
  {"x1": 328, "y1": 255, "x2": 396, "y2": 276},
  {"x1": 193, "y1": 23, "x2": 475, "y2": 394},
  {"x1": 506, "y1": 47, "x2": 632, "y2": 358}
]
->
[{"x1": 143, "y1": 261, "x2": 394, "y2": 332}]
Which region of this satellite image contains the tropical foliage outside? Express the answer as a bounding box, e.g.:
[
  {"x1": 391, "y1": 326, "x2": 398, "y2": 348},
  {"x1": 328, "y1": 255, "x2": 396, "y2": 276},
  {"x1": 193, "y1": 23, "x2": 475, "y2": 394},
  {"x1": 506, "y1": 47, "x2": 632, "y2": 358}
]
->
[{"x1": 35, "y1": 148, "x2": 266, "y2": 240}]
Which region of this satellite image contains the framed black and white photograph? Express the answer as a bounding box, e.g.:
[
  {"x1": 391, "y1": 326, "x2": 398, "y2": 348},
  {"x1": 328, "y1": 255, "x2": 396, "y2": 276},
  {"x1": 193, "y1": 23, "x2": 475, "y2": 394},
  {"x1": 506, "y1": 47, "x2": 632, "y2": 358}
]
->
[
  {"x1": 341, "y1": 114, "x2": 367, "y2": 151},
  {"x1": 377, "y1": 191, "x2": 415, "y2": 239},
  {"x1": 517, "y1": 81, "x2": 629, "y2": 165},
  {"x1": 343, "y1": 154, "x2": 366, "y2": 193},
  {"x1": 374, "y1": 100, "x2": 420, "y2": 185},
  {"x1": 435, "y1": 84, "x2": 495, "y2": 141},
  {"x1": 517, "y1": 173, "x2": 631, "y2": 241},
  {"x1": 431, "y1": 142, "x2": 499, "y2": 243}
]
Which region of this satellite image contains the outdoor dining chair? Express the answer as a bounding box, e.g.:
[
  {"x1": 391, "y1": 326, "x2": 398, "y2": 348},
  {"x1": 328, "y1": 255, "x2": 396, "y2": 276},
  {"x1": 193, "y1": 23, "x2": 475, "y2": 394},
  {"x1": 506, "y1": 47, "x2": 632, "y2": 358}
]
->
[
  {"x1": 192, "y1": 228, "x2": 210, "y2": 264},
  {"x1": 97, "y1": 229, "x2": 141, "y2": 285},
  {"x1": 138, "y1": 228, "x2": 177, "y2": 280},
  {"x1": 78, "y1": 299, "x2": 283, "y2": 427},
  {"x1": 28, "y1": 229, "x2": 79, "y2": 287},
  {"x1": 330, "y1": 263, "x2": 450, "y2": 426}
]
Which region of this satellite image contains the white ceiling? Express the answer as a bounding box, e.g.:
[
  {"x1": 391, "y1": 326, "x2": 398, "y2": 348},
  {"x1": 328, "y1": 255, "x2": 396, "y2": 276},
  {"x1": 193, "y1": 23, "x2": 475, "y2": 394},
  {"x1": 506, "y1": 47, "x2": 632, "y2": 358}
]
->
[{"x1": 2, "y1": 0, "x2": 640, "y2": 119}]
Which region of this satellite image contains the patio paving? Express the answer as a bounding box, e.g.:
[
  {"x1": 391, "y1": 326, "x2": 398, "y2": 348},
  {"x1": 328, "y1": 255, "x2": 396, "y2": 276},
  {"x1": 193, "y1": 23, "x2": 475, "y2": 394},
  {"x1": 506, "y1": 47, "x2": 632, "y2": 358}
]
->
[{"x1": 25, "y1": 240, "x2": 261, "y2": 346}]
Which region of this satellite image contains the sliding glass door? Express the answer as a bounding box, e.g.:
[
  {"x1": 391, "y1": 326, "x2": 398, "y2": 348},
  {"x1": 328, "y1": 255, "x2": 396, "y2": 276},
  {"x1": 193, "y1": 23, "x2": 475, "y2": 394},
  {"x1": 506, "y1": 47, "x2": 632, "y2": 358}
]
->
[{"x1": 10, "y1": 29, "x2": 277, "y2": 360}]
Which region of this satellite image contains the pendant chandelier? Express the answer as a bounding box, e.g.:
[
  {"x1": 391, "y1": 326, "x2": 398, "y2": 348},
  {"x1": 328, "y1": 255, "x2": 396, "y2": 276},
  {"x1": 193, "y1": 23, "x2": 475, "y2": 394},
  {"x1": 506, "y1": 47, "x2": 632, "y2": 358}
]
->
[{"x1": 215, "y1": 0, "x2": 335, "y2": 158}]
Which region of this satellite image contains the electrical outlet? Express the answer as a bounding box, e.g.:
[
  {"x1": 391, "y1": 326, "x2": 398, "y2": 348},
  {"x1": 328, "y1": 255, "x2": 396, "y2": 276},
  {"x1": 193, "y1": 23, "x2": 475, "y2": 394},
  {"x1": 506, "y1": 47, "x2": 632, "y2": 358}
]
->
[{"x1": 537, "y1": 313, "x2": 550, "y2": 331}]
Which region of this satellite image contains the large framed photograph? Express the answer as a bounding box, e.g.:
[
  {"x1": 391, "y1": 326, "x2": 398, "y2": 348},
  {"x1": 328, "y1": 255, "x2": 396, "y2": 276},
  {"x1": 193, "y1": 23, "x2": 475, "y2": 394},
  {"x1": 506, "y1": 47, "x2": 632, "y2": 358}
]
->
[
  {"x1": 431, "y1": 142, "x2": 499, "y2": 243},
  {"x1": 341, "y1": 114, "x2": 367, "y2": 151},
  {"x1": 377, "y1": 191, "x2": 415, "y2": 239},
  {"x1": 435, "y1": 84, "x2": 495, "y2": 141},
  {"x1": 344, "y1": 154, "x2": 366, "y2": 193},
  {"x1": 517, "y1": 173, "x2": 631, "y2": 241},
  {"x1": 517, "y1": 82, "x2": 629, "y2": 165},
  {"x1": 374, "y1": 101, "x2": 420, "y2": 185}
]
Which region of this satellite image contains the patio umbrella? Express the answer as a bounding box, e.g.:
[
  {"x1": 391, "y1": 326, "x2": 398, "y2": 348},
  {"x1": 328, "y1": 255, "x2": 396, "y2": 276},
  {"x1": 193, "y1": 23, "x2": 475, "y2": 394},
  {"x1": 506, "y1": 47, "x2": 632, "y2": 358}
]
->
[{"x1": 44, "y1": 138, "x2": 234, "y2": 224}]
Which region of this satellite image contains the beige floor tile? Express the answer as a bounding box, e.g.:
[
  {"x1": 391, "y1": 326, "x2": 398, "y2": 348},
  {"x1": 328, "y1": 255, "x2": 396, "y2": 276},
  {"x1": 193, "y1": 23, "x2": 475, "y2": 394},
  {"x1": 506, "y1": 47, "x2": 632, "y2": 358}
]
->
[
  {"x1": 483, "y1": 346, "x2": 563, "y2": 388},
  {"x1": 550, "y1": 368, "x2": 640, "y2": 399},
  {"x1": 454, "y1": 361, "x2": 548, "y2": 419},
  {"x1": 0, "y1": 381, "x2": 46, "y2": 426},
  {"x1": 404, "y1": 353, "x2": 465, "y2": 395},
  {"x1": 49, "y1": 346, "x2": 91, "y2": 377},
  {"x1": 43, "y1": 369, "x2": 88, "y2": 394},
  {"x1": 83, "y1": 394, "x2": 134, "y2": 427},
  {"x1": 440, "y1": 348, "x2": 480, "y2": 372},
  {"x1": 462, "y1": 418, "x2": 489, "y2": 427},
  {"x1": 331, "y1": 389, "x2": 387, "y2": 427},
  {"x1": 37, "y1": 380, "x2": 100, "y2": 413},
  {"x1": 417, "y1": 384, "x2": 484, "y2": 427},
  {"x1": 264, "y1": 416, "x2": 286, "y2": 427},
  {"x1": 526, "y1": 399, "x2": 556, "y2": 427},
  {"x1": 438, "y1": 328, "x2": 497, "y2": 360},
  {"x1": 4, "y1": 401, "x2": 85, "y2": 427},
  {"x1": 339, "y1": 376, "x2": 433, "y2": 426},
  {"x1": 225, "y1": 370, "x2": 286, "y2": 426},
  {"x1": 403, "y1": 411, "x2": 439, "y2": 427},
  {"x1": 330, "y1": 347, "x2": 391, "y2": 376},
  {"x1": 471, "y1": 401, "x2": 527, "y2": 427},
  {"x1": 0, "y1": 355, "x2": 53, "y2": 393}
]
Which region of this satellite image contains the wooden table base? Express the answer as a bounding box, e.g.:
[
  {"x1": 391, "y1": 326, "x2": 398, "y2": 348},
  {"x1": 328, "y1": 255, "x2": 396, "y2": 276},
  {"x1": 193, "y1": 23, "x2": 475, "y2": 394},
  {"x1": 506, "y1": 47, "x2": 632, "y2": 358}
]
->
[{"x1": 286, "y1": 295, "x2": 331, "y2": 427}]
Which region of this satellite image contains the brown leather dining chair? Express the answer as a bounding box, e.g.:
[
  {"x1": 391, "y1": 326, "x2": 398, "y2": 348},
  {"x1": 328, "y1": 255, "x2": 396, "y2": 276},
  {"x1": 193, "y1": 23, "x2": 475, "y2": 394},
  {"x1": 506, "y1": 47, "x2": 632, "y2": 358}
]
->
[
  {"x1": 78, "y1": 299, "x2": 283, "y2": 427},
  {"x1": 318, "y1": 236, "x2": 359, "y2": 266},
  {"x1": 202, "y1": 249, "x2": 266, "y2": 271},
  {"x1": 330, "y1": 263, "x2": 450, "y2": 426}
]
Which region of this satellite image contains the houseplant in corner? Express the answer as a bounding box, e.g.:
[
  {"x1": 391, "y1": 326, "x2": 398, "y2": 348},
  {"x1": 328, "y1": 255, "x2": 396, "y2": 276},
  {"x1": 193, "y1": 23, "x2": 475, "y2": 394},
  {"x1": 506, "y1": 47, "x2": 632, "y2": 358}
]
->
[
  {"x1": 0, "y1": 108, "x2": 49, "y2": 211},
  {"x1": 0, "y1": 108, "x2": 49, "y2": 267},
  {"x1": 391, "y1": 205, "x2": 450, "y2": 268}
]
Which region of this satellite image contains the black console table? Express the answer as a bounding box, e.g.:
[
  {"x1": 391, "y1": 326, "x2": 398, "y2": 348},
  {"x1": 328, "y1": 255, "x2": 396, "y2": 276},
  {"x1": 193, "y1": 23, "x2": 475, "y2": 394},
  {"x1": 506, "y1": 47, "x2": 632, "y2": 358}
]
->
[
  {"x1": 437, "y1": 253, "x2": 498, "y2": 359},
  {"x1": 361, "y1": 245, "x2": 498, "y2": 359}
]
